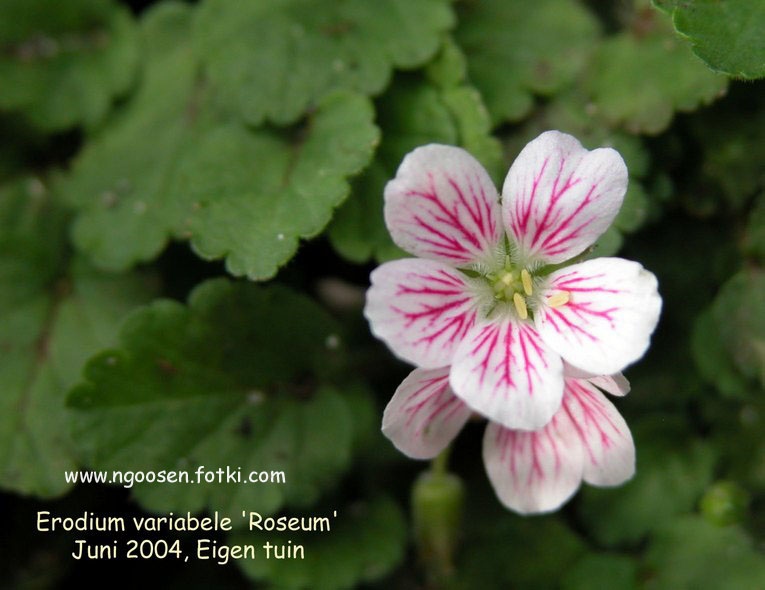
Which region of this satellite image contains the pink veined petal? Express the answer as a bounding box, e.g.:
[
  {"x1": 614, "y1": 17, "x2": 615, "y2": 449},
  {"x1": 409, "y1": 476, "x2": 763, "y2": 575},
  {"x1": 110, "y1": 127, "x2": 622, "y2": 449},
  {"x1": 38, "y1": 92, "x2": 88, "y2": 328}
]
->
[
  {"x1": 450, "y1": 316, "x2": 564, "y2": 430},
  {"x1": 563, "y1": 363, "x2": 631, "y2": 396},
  {"x1": 365, "y1": 258, "x2": 486, "y2": 368},
  {"x1": 382, "y1": 367, "x2": 472, "y2": 460},
  {"x1": 562, "y1": 379, "x2": 635, "y2": 486},
  {"x1": 384, "y1": 144, "x2": 502, "y2": 267},
  {"x1": 588, "y1": 373, "x2": 630, "y2": 397},
  {"x1": 502, "y1": 130, "x2": 628, "y2": 264},
  {"x1": 535, "y1": 257, "x2": 662, "y2": 376},
  {"x1": 483, "y1": 413, "x2": 583, "y2": 515}
]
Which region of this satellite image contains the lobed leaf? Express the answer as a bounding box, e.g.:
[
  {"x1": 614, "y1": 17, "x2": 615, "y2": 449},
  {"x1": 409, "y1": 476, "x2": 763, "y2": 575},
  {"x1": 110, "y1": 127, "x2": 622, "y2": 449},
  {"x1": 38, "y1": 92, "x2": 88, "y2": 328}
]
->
[
  {"x1": 193, "y1": 0, "x2": 454, "y2": 125},
  {"x1": 0, "y1": 0, "x2": 139, "y2": 131},
  {"x1": 62, "y1": 3, "x2": 379, "y2": 279},
  {"x1": 67, "y1": 279, "x2": 357, "y2": 518},
  {"x1": 0, "y1": 177, "x2": 156, "y2": 497}
]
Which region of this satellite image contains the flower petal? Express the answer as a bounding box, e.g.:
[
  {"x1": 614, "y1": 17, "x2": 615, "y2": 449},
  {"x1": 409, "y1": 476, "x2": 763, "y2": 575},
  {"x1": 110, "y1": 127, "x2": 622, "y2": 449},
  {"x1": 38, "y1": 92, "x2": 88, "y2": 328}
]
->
[
  {"x1": 483, "y1": 414, "x2": 583, "y2": 514},
  {"x1": 588, "y1": 373, "x2": 630, "y2": 397},
  {"x1": 563, "y1": 379, "x2": 635, "y2": 486},
  {"x1": 384, "y1": 144, "x2": 502, "y2": 267},
  {"x1": 382, "y1": 367, "x2": 471, "y2": 459},
  {"x1": 503, "y1": 130, "x2": 628, "y2": 264},
  {"x1": 563, "y1": 363, "x2": 631, "y2": 397},
  {"x1": 483, "y1": 377, "x2": 635, "y2": 514},
  {"x1": 365, "y1": 258, "x2": 485, "y2": 368},
  {"x1": 450, "y1": 316, "x2": 564, "y2": 430},
  {"x1": 536, "y1": 257, "x2": 662, "y2": 375}
]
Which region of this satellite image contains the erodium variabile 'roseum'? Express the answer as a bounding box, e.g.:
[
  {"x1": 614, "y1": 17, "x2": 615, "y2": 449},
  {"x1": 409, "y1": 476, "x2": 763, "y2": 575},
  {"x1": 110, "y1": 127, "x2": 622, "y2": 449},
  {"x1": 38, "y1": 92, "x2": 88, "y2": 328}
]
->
[{"x1": 365, "y1": 130, "x2": 662, "y2": 433}]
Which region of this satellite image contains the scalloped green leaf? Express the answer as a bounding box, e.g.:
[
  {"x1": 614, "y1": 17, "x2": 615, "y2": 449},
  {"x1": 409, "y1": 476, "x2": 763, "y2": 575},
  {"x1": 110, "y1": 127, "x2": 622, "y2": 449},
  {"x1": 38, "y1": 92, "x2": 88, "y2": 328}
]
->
[
  {"x1": 456, "y1": 0, "x2": 601, "y2": 125},
  {"x1": 0, "y1": 177, "x2": 156, "y2": 497},
  {"x1": 585, "y1": 8, "x2": 728, "y2": 135},
  {"x1": 193, "y1": 0, "x2": 454, "y2": 125},
  {"x1": 67, "y1": 279, "x2": 356, "y2": 518},
  {"x1": 0, "y1": 0, "x2": 139, "y2": 131},
  {"x1": 328, "y1": 71, "x2": 501, "y2": 264},
  {"x1": 668, "y1": 0, "x2": 765, "y2": 80},
  {"x1": 232, "y1": 496, "x2": 406, "y2": 590},
  {"x1": 645, "y1": 516, "x2": 765, "y2": 589},
  {"x1": 62, "y1": 3, "x2": 379, "y2": 279}
]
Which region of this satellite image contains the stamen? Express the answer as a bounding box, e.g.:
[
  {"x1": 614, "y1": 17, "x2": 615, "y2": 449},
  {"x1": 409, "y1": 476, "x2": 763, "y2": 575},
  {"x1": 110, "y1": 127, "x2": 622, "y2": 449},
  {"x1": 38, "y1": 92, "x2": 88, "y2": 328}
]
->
[
  {"x1": 521, "y1": 269, "x2": 533, "y2": 296},
  {"x1": 513, "y1": 292, "x2": 528, "y2": 320},
  {"x1": 547, "y1": 291, "x2": 570, "y2": 308}
]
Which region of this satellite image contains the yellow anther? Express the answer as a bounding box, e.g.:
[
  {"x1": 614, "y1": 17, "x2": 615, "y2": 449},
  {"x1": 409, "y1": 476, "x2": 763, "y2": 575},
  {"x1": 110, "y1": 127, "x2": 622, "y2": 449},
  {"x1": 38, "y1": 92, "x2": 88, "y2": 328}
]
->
[
  {"x1": 547, "y1": 291, "x2": 570, "y2": 308},
  {"x1": 513, "y1": 292, "x2": 528, "y2": 320},
  {"x1": 521, "y1": 269, "x2": 533, "y2": 296}
]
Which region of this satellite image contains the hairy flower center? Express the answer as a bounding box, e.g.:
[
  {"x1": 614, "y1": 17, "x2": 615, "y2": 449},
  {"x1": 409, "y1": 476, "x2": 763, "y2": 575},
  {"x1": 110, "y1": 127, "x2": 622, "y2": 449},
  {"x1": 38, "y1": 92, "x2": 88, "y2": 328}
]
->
[
  {"x1": 486, "y1": 258, "x2": 535, "y2": 320},
  {"x1": 483, "y1": 256, "x2": 571, "y2": 320}
]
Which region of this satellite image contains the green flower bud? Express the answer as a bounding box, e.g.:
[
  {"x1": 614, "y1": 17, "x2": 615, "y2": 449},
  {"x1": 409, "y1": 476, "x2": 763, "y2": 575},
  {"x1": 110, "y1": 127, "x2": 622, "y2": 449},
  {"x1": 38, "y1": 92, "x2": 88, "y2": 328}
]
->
[
  {"x1": 700, "y1": 480, "x2": 750, "y2": 526},
  {"x1": 412, "y1": 469, "x2": 464, "y2": 583}
]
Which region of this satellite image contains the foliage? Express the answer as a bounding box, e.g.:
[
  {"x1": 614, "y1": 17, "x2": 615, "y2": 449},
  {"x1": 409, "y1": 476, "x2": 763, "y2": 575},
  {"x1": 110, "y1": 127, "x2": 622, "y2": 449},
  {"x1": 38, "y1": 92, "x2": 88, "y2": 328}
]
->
[{"x1": 1, "y1": 0, "x2": 764, "y2": 587}]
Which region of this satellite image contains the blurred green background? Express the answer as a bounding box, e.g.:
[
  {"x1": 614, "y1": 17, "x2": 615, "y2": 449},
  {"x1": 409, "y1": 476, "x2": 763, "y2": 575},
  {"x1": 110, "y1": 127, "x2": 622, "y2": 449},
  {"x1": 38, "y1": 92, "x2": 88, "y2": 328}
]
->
[{"x1": 1, "y1": 0, "x2": 764, "y2": 588}]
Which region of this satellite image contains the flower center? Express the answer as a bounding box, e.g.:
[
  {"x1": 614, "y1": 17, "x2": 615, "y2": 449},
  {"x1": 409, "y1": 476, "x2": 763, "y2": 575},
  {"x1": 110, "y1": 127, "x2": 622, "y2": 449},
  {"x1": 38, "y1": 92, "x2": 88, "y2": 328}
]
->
[{"x1": 486, "y1": 258, "x2": 535, "y2": 320}]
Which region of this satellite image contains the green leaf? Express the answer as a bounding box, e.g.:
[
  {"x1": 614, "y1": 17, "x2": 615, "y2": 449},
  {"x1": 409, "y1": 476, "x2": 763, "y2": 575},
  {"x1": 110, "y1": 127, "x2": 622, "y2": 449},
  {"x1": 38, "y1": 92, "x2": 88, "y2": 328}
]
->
[
  {"x1": 562, "y1": 554, "x2": 638, "y2": 590},
  {"x1": 645, "y1": 516, "x2": 765, "y2": 589},
  {"x1": 0, "y1": 0, "x2": 139, "y2": 132},
  {"x1": 62, "y1": 3, "x2": 379, "y2": 279},
  {"x1": 669, "y1": 0, "x2": 765, "y2": 80},
  {"x1": 577, "y1": 417, "x2": 717, "y2": 546},
  {"x1": 692, "y1": 308, "x2": 753, "y2": 399},
  {"x1": 456, "y1": 0, "x2": 601, "y2": 125},
  {"x1": 328, "y1": 72, "x2": 501, "y2": 264},
  {"x1": 67, "y1": 279, "x2": 356, "y2": 518},
  {"x1": 0, "y1": 177, "x2": 156, "y2": 497},
  {"x1": 232, "y1": 496, "x2": 406, "y2": 590},
  {"x1": 711, "y1": 269, "x2": 765, "y2": 387},
  {"x1": 193, "y1": 0, "x2": 454, "y2": 125},
  {"x1": 585, "y1": 8, "x2": 728, "y2": 135}
]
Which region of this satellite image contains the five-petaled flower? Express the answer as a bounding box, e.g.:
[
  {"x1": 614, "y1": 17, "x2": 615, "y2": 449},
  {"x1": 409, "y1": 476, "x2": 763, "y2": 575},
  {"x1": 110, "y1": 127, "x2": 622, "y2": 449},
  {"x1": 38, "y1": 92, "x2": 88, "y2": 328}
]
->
[
  {"x1": 382, "y1": 364, "x2": 633, "y2": 514},
  {"x1": 365, "y1": 130, "x2": 662, "y2": 433}
]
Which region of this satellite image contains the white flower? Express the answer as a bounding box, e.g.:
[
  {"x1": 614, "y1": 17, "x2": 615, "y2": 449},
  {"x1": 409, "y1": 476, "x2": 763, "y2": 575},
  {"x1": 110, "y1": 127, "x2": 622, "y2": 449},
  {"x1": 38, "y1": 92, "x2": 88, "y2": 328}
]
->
[
  {"x1": 382, "y1": 364, "x2": 634, "y2": 514},
  {"x1": 365, "y1": 130, "x2": 662, "y2": 430}
]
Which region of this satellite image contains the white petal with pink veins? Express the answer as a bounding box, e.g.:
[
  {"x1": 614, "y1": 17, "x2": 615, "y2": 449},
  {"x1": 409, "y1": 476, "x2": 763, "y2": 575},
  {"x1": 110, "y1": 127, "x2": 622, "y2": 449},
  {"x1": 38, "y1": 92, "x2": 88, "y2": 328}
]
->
[
  {"x1": 382, "y1": 367, "x2": 472, "y2": 460},
  {"x1": 384, "y1": 144, "x2": 502, "y2": 267},
  {"x1": 483, "y1": 377, "x2": 634, "y2": 514},
  {"x1": 535, "y1": 257, "x2": 662, "y2": 376},
  {"x1": 562, "y1": 379, "x2": 635, "y2": 486},
  {"x1": 563, "y1": 363, "x2": 631, "y2": 396},
  {"x1": 503, "y1": 130, "x2": 628, "y2": 265},
  {"x1": 365, "y1": 258, "x2": 487, "y2": 369},
  {"x1": 483, "y1": 414, "x2": 583, "y2": 514},
  {"x1": 450, "y1": 316, "x2": 564, "y2": 430}
]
